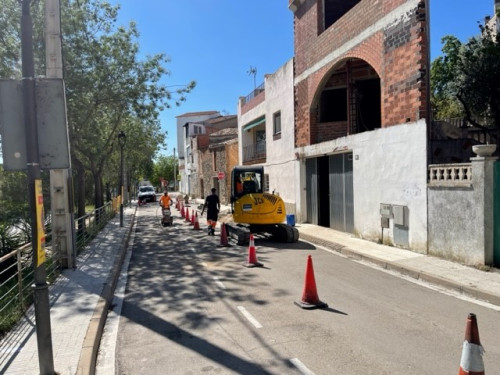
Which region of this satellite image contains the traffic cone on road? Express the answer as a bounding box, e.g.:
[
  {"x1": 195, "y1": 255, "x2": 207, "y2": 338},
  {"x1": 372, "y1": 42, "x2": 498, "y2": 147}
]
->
[
  {"x1": 244, "y1": 234, "x2": 263, "y2": 268},
  {"x1": 294, "y1": 255, "x2": 328, "y2": 309},
  {"x1": 193, "y1": 212, "x2": 200, "y2": 230},
  {"x1": 219, "y1": 223, "x2": 229, "y2": 247},
  {"x1": 185, "y1": 207, "x2": 190, "y2": 222},
  {"x1": 459, "y1": 313, "x2": 485, "y2": 375},
  {"x1": 180, "y1": 204, "x2": 185, "y2": 218},
  {"x1": 191, "y1": 209, "x2": 195, "y2": 225}
]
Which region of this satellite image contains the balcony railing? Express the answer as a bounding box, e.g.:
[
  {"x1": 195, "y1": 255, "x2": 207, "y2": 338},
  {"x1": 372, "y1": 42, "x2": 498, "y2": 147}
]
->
[
  {"x1": 241, "y1": 83, "x2": 265, "y2": 106},
  {"x1": 243, "y1": 143, "x2": 266, "y2": 164}
]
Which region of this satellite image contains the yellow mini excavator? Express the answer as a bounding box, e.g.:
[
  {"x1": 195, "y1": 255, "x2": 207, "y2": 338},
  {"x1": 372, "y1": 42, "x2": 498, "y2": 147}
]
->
[{"x1": 225, "y1": 165, "x2": 299, "y2": 245}]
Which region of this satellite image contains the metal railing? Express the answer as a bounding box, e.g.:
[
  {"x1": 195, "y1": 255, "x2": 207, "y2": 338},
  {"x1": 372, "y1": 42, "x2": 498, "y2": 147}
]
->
[
  {"x1": 241, "y1": 82, "x2": 265, "y2": 106},
  {"x1": 242, "y1": 142, "x2": 266, "y2": 164},
  {"x1": 0, "y1": 202, "x2": 115, "y2": 338}
]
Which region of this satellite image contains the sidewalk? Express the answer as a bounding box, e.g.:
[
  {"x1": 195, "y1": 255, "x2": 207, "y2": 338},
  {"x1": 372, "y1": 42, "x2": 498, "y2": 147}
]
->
[
  {"x1": 1, "y1": 201, "x2": 500, "y2": 374},
  {"x1": 0, "y1": 206, "x2": 136, "y2": 375}
]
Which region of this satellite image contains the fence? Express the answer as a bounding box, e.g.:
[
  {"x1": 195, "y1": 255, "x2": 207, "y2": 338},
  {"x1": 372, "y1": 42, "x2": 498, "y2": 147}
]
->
[{"x1": 0, "y1": 202, "x2": 115, "y2": 337}]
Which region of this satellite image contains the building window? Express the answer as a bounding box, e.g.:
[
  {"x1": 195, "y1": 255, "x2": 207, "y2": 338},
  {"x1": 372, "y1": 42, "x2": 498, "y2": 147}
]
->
[
  {"x1": 273, "y1": 111, "x2": 281, "y2": 135},
  {"x1": 323, "y1": 0, "x2": 361, "y2": 31},
  {"x1": 212, "y1": 150, "x2": 216, "y2": 171}
]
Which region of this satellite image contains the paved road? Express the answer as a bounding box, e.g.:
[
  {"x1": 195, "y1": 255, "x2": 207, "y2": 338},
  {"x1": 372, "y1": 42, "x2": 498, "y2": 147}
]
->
[{"x1": 98, "y1": 203, "x2": 500, "y2": 374}]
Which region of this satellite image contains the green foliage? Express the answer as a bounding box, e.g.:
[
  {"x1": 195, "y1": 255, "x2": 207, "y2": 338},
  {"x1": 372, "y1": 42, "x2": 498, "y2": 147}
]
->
[
  {"x1": 151, "y1": 155, "x2": 177, "y2": 188},
  {"x1": 0, "y1": 0, "x2": 195, "y2": 210},
  {"x1": 431, "y1": 21, "x2": 500, "y2": 127},
  {"x1": 57, "y1": 0, "x2": 195, "y2": 207}
]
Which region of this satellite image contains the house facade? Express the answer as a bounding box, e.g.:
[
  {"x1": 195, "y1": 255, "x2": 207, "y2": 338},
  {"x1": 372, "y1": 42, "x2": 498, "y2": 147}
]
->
[
  {"x1": 198, "y1": 128, "x2": 239, "y2": 204},
  {"x1": 288, "y1": 0, "x2": 431, "y2": 251},
  {"x1": 237, "y1": 58, "x2": 297, "y2": 216},
  {"x1": 176, "y1": 111, "x2": 227, "y2": 194}
]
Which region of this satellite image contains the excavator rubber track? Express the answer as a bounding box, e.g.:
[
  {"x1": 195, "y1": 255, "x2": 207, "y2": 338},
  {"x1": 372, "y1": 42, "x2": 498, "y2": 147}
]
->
[{"x1": 225, "y1": 222, "x2": 299, "y2": 245}]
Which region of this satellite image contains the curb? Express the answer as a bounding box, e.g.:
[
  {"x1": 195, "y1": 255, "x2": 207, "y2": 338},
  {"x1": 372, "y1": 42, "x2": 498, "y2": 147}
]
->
[
  {"x1": 299, "y1": 233, "x2": 500, "y2": 307},
  {"x1": 76, "y1": 208, "x2": 136, "y2": 375}
]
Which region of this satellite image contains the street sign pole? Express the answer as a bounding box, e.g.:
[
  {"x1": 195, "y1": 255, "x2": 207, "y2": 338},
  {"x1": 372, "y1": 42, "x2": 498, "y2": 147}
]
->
[{"x1": 21, "y1": 1, "x2": 55, "y2": 373}]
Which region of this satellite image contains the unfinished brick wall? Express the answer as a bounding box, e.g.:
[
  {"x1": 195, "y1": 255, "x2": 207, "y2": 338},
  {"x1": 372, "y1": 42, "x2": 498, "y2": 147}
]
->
[{"x1": 292, "y1": 0, "x2": 430, "y2": 147}]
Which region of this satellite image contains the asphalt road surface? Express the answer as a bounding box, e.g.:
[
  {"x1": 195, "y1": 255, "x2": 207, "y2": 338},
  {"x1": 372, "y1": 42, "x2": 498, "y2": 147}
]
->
[{"x1": 97, "y1": 203, "x2": 500, "y2": 375}]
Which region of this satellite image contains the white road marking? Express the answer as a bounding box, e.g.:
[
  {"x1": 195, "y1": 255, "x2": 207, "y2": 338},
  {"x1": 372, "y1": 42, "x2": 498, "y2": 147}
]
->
[
  {"x1": 201, "y1": 262, "x2": 208, "y2": 267},
  {"x1": 213, "y1": 276, "x2": 226, "y2": 289},
  {"x1": 308, "y1": 241, "x2": 500, "y2": 312},
  {"x1": 237, "y1": 306, "x2": 262, "y2": 329},
  {"x1": 290, "y1": 358, "x2": 316, "y2": 375}
]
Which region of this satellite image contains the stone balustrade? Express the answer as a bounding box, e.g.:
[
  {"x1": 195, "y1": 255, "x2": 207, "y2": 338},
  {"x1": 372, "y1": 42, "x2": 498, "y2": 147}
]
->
[{"x1": 427, "y1": 163, "x2": 472, "y2": 187}]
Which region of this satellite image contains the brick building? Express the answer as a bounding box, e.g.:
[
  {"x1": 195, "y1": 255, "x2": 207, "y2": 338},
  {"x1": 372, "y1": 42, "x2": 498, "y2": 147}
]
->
[
  {"x1": 290, "y1": 0, "x2": 431, "y2": 251},
  {"x1": 197, "y1": 128, "x2": 239, "y2": 204}
]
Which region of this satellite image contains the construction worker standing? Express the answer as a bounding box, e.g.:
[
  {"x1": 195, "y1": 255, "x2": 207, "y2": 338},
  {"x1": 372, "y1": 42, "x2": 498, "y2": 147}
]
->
[{"x1": 201, "y1": 188, "x2": 220, "y2": 235}]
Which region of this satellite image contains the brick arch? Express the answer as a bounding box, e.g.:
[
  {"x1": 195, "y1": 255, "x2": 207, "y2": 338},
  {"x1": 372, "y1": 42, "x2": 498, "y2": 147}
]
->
[
  {"x1": 307, "y1": 56, "x2": 382, "y2": 144},
  {"x1": 310, "y1": 55, "x2": 381, "y2": 109}
]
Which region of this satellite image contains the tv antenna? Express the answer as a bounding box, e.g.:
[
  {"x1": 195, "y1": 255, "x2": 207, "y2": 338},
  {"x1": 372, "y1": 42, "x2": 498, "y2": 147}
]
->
[{"x1": 247, "y1": 66, "x2": 257, "y2": 89}]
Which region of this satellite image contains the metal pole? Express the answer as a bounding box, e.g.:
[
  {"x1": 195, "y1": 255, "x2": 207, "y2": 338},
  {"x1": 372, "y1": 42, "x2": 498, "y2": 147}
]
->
[
  {"x1": 120, "y1": 143, "x2": 124, "y2": 227},
  {"x1": 21, "y1": 1, "x2": 55, "y2": 373}
]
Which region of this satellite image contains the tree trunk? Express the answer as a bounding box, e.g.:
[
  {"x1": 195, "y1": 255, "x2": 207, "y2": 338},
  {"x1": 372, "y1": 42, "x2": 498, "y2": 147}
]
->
[{"x1": 74, "y1": 161, "x2": 86, "y2": 234}]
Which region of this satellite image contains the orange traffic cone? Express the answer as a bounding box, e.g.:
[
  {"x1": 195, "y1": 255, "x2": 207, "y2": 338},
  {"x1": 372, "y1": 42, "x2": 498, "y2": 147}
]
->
[
  {"x1": 219, "y1": 223, "x2": 229, "y2": 247},
  {"x1": 459, "y1": 313, "x2": 485, "y2": 375},
  {"x1": 185, "y1": 207, "x2": 190, "y2": 222},
  {"x1": 244, "y1": 234, "x2": 263, "y2": 268},
  {"x1": 191, "y1": 209, "x2": 195, "y2": 225},
  {"x1": 294, "y1": 255, "x2": 328, "y2": 309},
  {"x1": 180, "y1": 204, "x2": 185, "y2": 218},
  {"x1": 193, "y1": 212, "x2": 200, "y2": 230}
]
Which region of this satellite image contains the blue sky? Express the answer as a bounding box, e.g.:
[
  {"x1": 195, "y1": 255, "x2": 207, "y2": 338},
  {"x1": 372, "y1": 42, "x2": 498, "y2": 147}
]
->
[{"x1": 109, "y1": 0, "x2": 495, "y2": 157}]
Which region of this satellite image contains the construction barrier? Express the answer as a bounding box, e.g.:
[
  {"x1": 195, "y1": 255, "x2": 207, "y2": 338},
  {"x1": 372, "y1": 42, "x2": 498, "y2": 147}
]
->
[
  {"x1": 193, "y1": 212, "x2": 200, "y2": 230},
  {"x1": 294, "y1": 255, "x2": 328, "y2": 309},
  {"x1": 244, "y1": 234, "x2": 263, "y2": 268},
  {"x1": 459, "y1": 313, "x2": 485, "y2": 375},
  {"x1": 219, "y1": 223, "x2": 229, "y2": 247}
]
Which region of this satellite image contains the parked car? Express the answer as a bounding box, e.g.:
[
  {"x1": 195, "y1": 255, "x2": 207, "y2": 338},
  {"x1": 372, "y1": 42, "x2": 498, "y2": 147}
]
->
[{"x1": 137, "y1": 186, "x2": 156, "y2": 203}]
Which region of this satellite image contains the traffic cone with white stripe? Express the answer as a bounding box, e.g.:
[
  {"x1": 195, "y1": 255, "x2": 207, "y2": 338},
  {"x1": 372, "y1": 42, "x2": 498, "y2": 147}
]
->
[
  {"x1": 193, "y1": 212, "x2": 200, "y2": 230},
  {"x1": 294, "y1": 255, "x2": 328, "y2": 309},
  {"x1": 244, "y1": 234, "x2": 263, "y2": 268},
  {"x1": 185, "y1": 207, "x2": 190, "y2": 222},
  {"x1": 459, "y1": 313, "x2": 485, "y2": 375}
]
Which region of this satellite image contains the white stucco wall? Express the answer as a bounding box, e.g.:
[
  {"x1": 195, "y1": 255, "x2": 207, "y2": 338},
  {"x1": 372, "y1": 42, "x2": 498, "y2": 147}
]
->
[
  {"x1": 238, "y1": 59, "x2": 297, "y2": 211},
  {"x1": 176, "y1": 113, "x2": 219, "y2": 193},
  {"x1": 428, "y1": 157, "x2": 496, "y2": 265},
  {"x1": 297, "y1": 120, "x2": 428, "y2": 251}
]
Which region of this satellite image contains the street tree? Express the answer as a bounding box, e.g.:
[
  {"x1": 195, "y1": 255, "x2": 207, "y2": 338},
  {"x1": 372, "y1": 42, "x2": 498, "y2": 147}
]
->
[
  {"x1": 151, "y1": 154, "x2": 177, "y2": 189},
  {"x1": 431, "y1": 18, "x2": 500, "y2": 127},
  {"x1": 0, "y1": 0, "x2": 195, "y2": 217},
  {"x1": 60, "y1": 0, "x2": 195, "y2": 213}
]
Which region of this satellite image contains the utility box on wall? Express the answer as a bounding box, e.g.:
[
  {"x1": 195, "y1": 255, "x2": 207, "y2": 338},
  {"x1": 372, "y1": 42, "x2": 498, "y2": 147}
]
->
[
  {"x1": 393, "y1": 205, "x2": 409, "y2": 247},
  {"x1": 380, "y1": 203, "x2": 392, "y2": 218},
  {"x1": 393, "y1": 205, "x2": 408, "y2": 227},
  {"x1": 380, "y1": 203, "x2": 409, "y2": 248}
]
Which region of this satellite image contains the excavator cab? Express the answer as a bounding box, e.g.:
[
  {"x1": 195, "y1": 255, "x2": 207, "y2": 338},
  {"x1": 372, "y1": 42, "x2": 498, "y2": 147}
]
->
[
  {"x1": 231, "y1": 166, "x2": 263, "y2": 202},
  {"x1": 227, "y1": 166, "x2": 299, "y2": 244}
]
